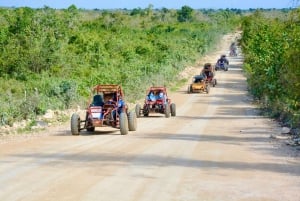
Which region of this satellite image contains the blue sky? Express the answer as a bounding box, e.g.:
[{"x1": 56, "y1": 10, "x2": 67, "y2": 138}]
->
[{"x1": 0, "y1": 0, "x2": 297, "y2": 9}]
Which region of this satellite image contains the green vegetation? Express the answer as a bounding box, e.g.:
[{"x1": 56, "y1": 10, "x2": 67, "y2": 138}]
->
[
  {"x1": 0, "y1": 5, "x2": 241, "y2": 126},
  {"x1": 240, "y1": 8, "x2": 300, "y2": 127}
]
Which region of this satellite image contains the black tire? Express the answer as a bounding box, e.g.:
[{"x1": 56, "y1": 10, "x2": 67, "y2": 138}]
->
[
  {"x1": 71, "y1": 113, "x2": 80, "y2": 135},
  {"x1": 119, "y1": 112, "x2": 128, "y2": 135},
  {"x1": 135, "y1": 104, "x2": 141, "y2": 118},
  {"x1": 86, "y1": 127, "x2": 95, "y2": 132},
  {"x1": 165, "y1": 103, "x2": 170, "y2": 118},
  {"x1": 170, "y1": 103, "x2": 176, "y2": 117},
  {"x1": 128, "y1": 110, "x2": 137, "y2": 131},
  {"x1": 143, "y1": 105, "x2": 149, "y2": 117}
]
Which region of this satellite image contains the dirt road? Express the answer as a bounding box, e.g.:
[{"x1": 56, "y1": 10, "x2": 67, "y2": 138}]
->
[{"x1": 0, "y1": 33, "x2": 299, "y2": 201}]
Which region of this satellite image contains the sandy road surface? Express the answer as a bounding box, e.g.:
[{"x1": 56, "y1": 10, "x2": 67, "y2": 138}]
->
[{"x1": 0, "y1": 33, "x2": 300, "y2": 201}]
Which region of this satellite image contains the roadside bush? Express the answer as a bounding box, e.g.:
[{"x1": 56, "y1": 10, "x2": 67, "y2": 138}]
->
[{"x1": 241, "y1": 9, "x2": 300, "y2": 127}]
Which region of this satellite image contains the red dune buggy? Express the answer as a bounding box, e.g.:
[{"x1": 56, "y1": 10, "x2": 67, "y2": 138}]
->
[
  {"x1": 71, "y1": 84, "x2": 137, "y2": 135},
  {"x1": 135, "y1": 86, "x2": 176, "y2": 118},
  {"x1": 202, "y1": 63, "x2": 217, "y2": 87}
]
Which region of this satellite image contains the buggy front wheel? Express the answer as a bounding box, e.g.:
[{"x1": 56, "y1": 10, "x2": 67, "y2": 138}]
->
[
  {"x1": 135, "y1": 104, "x2": 141, "y2": 118},
  {"x1": 128, "y1": 111, "x2": 137, "y2": 131},
  {"x1": 165, "y1": 103, "x2": 171, "y2": 118},
  {"x1": 71, "y1": 113, "x2": 80, "y2": 135},
  {"x1": 119, "y1": 112, "x2": 129, "y2": 135},
  {"x1": 170, "y1": 103, "x2": 176, "y2": 117}
]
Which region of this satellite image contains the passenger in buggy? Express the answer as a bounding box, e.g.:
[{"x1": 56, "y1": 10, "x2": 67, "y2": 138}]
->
[
  {"x1": 104, "y1": 93, "x2": 117, "y2": 105},
  {"x1": 201, "y1": 63, "x2": 214, "y2": 78},
  {"x1": 156, "y1": 90, "x2": 167, "y2": 104},
  {"x1": 147, "y1": 91, "x2": 156, "y2": 102},
  {"x1": 205, "y1": 71, "x2": 213, "y2": 78}
]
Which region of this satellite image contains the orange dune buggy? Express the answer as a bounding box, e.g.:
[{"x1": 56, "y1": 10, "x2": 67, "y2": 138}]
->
[
  {"x1": 187, "y1": 75, "x2": 210, "y2": 94},
  {"x1": 135, "y1": 86, "x2": 176, "y2": 118},
  {"x1": 71, "y1": 84, "x2": 137, "y2": 135}
]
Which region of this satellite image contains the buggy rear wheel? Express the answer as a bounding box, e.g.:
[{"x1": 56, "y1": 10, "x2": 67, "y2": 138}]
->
[
  {"x1": 135, "y1": 104, "x2": 141, "y2": 118},
  {"x1": 119, "y1": 112, "x2": 129, "y2": 135},
  {"x1": 165, "y1": 103, "x2": 170, "y2": 118},
  {"x1": 128, "y1": 110, "x2": 137, "y2": 131},
  {"x1": 71, "y1": 113, "x2": 80, "y2": 135},
  {"x1": 170, "y1": 103, "x2": 176, "y2": 117}
]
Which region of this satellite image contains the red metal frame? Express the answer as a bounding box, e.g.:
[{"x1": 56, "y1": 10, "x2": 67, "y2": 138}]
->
[{"x1": 84, "y1": 84, "x2": 126, "y2": 128}]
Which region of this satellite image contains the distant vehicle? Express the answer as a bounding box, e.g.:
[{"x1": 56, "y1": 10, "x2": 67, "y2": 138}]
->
[
  {"x1": 229, "y1": 42, "x2": 238, "y2": 57},
  {"x1": 187, "y1": 75, "x2": 210, "y2": 94},
  {"x1": 215, "y1": 62, "x2": 229, "y2": 71},
  {"x1": 201, "y1": 63, "x2": 217, "y2": 87},
  {"x1": 229, "y1": 48, "x2": 237, "y2": 57},
  {"x1": 135, "y1": 86, "x2": 176, "y2": 118},
  {"x1": 70, "y1": 84, "x2": 137, "y2": 135},
  {"x1": 215, "y1": 54, "x2": 229, "y2": 71}
]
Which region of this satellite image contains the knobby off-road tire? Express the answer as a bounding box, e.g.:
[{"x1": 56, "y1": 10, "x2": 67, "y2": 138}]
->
[
  {"x1": 165, "y1": 103, "x2": 171, "y2": 118},
  {"x1": 128, "y1": 110, "x2": 137, "y2": 131},
  {"x1": 119, "y1": 112, "x2": 129, "y2": 135},
  {"x1": 170, "y1": 103, "x2": 176, "y2": 117},
  {"x1": 71, "y1": 113, "x2": 80, "y2": 135},
  {"x1": 135, "y1": 104, "x2": 141, "y2": 118}
]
